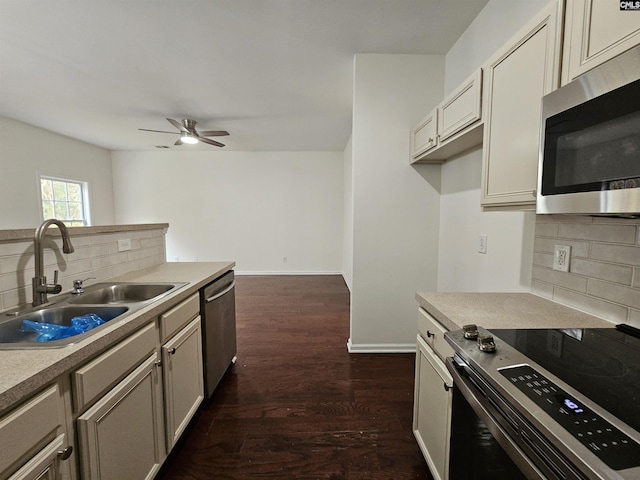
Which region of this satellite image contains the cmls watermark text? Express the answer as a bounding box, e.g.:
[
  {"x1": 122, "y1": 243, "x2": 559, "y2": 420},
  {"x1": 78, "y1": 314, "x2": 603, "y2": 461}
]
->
[{"x1": 621, "y1": 1, "x2": 640, "y2": 10}]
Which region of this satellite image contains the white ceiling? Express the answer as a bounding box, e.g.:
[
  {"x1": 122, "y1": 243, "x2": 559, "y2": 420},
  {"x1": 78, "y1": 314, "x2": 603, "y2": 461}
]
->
[{"x1": 0, "y1": 0, "x2": 488, "y2": 152}]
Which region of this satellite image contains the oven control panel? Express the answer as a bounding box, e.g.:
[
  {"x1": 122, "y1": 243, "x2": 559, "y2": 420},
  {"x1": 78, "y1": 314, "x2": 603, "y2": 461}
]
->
[{"x1": 500, "y1": 365, "x2": 640, "y2": 471}]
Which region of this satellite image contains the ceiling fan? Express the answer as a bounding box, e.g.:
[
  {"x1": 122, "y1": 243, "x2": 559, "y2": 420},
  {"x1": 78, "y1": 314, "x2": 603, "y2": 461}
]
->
[{"x1": 139, "y1": 118, "x2": 229, "y2": 147}]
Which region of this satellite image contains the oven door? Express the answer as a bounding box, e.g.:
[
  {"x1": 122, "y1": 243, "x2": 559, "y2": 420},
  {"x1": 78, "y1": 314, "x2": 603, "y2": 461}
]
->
[{"x1": 446, "y1": 356, "x2": 588, "y2": 480}]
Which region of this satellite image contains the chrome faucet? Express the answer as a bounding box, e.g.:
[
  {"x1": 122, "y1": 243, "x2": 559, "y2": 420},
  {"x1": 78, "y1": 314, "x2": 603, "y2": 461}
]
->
[{"x1": 32, "y1": 219, "x2": 75, "y2": 306}]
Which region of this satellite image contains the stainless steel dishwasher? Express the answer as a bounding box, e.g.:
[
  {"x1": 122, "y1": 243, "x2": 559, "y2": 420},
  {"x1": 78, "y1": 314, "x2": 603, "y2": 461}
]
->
[{"x1": 200, "y1": 270, "x2": 236, "y2": 399}]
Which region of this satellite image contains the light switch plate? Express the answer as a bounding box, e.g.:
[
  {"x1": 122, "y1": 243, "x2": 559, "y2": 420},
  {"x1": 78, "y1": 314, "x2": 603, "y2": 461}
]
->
[
  {"x1": 478, "y1": 234, "x2": 488, "y2": 254},
  {"x1": 117, "y1": 238, "x2": 132, "y2": 252},
  {"x1": 553, "y1": 245, "x2": 571, "y2": 272}
]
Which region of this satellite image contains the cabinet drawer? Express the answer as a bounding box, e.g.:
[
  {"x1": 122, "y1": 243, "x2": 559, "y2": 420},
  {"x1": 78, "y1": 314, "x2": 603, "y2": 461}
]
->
[
  {"x1": 72, "y1": 321, "x2": 157, "y2": 412},
  {"x1": 160, "y1": 293, "x2": 199, "y2": 342},
  {"x1": 417, "y1": 308, "x2": 454, "y2": 361},
  {"x1": 0, "y1": 384, "x2": 64, "y2": 477}
]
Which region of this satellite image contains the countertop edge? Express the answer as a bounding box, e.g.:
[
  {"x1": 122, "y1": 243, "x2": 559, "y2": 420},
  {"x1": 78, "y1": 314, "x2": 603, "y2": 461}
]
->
[
  {"x1": 0, "y1": 261, "x2": 234, "y2": 412},
  {"x1": 0, "y1": 223, "x2": 170, "y2": 241},
  {"x1": 415, "y1": 291, "x2": 615, "y2": 331}
]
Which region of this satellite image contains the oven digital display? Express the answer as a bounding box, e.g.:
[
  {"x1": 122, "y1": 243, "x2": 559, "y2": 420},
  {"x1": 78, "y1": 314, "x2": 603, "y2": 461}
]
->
[{"x1": 560, "y1": 397, "x2": 584, "y2": 414}]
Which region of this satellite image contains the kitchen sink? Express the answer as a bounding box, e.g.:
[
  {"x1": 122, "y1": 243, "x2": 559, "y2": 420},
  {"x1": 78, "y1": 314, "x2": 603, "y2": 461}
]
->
[
  {"x1": 0, "y1": 281, "x2": 188, "y2": 349},
  {"x1": 67, "y1": 282, "x2": 183, "y2": 305},
  {"x1": 0, "y1": 305, "x2": 129, "y2": 349}
]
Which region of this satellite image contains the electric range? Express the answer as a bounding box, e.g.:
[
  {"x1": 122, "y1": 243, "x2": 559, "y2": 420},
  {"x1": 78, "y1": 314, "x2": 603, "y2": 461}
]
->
[{"x1": 445, "y1": 324, "x2": 640, "y2": 480}]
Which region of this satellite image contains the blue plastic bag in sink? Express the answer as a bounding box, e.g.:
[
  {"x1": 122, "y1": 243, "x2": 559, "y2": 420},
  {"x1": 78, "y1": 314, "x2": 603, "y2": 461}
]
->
[{"x1": 20, "y1": 313, "x2": 105, "y2": 342}]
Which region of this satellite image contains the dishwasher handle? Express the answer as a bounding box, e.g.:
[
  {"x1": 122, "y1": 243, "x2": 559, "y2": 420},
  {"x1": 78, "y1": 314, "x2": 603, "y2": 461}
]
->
[{"x1": 205, "y1": 280, "x2": 236, "y2": 303}]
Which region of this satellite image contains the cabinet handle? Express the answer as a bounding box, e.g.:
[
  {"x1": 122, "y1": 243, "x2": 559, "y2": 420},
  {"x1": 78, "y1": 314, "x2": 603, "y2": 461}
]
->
[
  {"x1": 444, "y1": 383, "x2": 452, "y2": 392},
  {"x1": 426, "y1": 330, "x2": 434, "y2": 338},
  {"x1": 57, "y1": 446, "x2": 73, "y2": 461},
  {"x1": 428, "y1": 137, "x2": 434, "y2": 143},
  {"x1": 167, "y1": 347, "x2": 177, "y2": 355},
  {"x1": 154, "y1": 360, "x2": 163, "y2": 367}
]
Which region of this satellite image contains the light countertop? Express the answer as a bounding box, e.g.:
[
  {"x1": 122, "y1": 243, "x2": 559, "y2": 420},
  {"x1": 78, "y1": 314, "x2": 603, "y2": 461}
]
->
[
  {"x1": 0, "y1": 261, "x2": 234, "y2": 412},
  {"x1": 415, "y1": 291, "x2": 614, "y2": 331}
]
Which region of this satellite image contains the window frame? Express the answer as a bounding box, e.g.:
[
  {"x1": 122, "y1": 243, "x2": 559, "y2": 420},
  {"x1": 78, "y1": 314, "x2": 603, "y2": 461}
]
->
[{"x1": 38, "y1": 174, "x2": 91, "y2": 227}]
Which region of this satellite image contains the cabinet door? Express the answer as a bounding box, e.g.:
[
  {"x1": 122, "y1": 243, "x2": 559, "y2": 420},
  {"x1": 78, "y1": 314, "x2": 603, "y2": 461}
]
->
[
  {"x1": 413, "y1": 335, "x2": 453, "y2": 480},
  {"x1": 77, "y1": 354, "x2": 165, "y2": 480},
  {"x1": 562, "y1": 0, "x2": 640, "y2": 84},
  {"x1": 162, "y1": 316, "x2": 204, "y2": 450},
  {"x1": 481, "y1": 2, "x2": 562, "y2": 209},
  {"x1": 438, "y1": 68, "x2": 482, "y2": 143},
  {"x1": 8, "y1": 434, "x2": 67, "y2": 480},
  {"x1": 0, "y1": 384, "x2": 71, "y2": 480},
  {"x1": 410, "y1": 110, "x2": 438, "y2": 162}
]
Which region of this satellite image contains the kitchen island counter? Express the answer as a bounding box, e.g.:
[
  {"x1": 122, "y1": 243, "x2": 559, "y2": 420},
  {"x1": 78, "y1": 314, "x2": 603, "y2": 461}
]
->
[
  {"x1": 0, "y1": 261, "x2": 234, "y2": 412},
  {"x1": 416, "y1": 291, "x2": 614, "y2": 332}
]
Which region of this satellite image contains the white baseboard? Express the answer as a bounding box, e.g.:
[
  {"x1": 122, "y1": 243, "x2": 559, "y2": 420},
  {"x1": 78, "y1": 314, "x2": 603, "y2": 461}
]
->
[
  {"x1": 235, "y1": 270, "x2": 343, "y2": 276},
  {"x1": 342, "y1": 274, "x2": 352, "y2": 292},
  {"x1": 346, "y1": 338, "x2": 416, "y2": 354}
]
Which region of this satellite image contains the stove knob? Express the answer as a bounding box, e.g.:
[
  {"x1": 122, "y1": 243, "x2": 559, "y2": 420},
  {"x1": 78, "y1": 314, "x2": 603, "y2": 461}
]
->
[
  {"x1": 477, "y1": 335, "x2": 496, "y2": 353},
  {"x1": 463, "y1": 324, "x2": 479, "y2": 340}
]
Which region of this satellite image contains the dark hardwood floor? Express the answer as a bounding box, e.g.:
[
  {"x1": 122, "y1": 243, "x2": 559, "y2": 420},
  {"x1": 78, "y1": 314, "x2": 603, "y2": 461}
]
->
[{"x1": 157, "y1": 275, "x2": 432, "y2": 480}]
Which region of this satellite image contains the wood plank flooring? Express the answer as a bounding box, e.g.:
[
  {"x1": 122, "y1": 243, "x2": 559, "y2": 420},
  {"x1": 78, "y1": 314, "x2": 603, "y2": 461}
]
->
[{"x1": 157, "y1": 275, "x2": 432, "y2": 480}]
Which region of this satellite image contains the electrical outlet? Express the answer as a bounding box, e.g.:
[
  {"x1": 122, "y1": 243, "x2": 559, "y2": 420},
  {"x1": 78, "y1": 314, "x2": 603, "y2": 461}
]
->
[
  {"x1": 478, "y1": 234, "x2": 488, "y2": 254},
  {"x1": 117, "y1": 238, "x2": 131, "y2": 252},
  {"x1": 553, "y1": 245, "x2": 571, "y2": 272}
]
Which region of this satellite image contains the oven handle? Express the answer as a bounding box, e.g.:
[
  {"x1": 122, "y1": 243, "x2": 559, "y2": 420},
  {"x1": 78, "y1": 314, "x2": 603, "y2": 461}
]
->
[{"x1": 445, "y1": 357, "x2": 547, "y2": 480}]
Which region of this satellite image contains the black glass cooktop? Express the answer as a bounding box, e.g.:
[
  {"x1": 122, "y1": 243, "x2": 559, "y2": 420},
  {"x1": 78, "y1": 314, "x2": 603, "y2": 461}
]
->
[{"x1": 489, "y1": 327, "x2": 640, "y2": 434}]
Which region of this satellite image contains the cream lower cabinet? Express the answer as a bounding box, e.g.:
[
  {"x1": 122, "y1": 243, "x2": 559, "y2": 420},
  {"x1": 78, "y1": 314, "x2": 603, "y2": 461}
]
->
[
  {"x1": 562, "y1": 0, "x2": 640, "y2": 84},
  {"x1": 162, "y1": 315, "x2": 204, "y2": 450},
  {"x1": 480, "y1": 1, "x2": 562, "y2": 209},
  {"x1": 9, "y1": 435, "x2": 69, "y2": 480},
  {"x1": 0, "y1": 383, "x2": 73, "y2": 480},
  {"x1": 413, "y1": 308, "x2": 454, "y2": 480},
  {"x1": 77, "y1": 354, "x2": 165, "y2": 480}
]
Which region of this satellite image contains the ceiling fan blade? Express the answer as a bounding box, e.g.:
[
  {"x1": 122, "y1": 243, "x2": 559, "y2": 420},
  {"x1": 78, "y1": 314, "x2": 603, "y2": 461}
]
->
[
  {"x1": 197, "y1": 136, "x2": 225, "y2": 147},
  {"x1": 139, "y1": 128, "x2": 178, "y2": 134},
  {"x1": 167, "y1": 117, "x2": 188, "y2": 133},
  {"x1": 174, "y1": 138, "x2": 183, "y2": 146},
  {"x1": 198, "y1": 130, "x2": 229, "y2": 137}
]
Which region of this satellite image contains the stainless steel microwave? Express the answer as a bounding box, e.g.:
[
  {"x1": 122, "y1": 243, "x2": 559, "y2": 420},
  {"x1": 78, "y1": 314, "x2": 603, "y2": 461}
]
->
[{"x1": 537, "y1": 44, "x2": 640, "y2": 216}]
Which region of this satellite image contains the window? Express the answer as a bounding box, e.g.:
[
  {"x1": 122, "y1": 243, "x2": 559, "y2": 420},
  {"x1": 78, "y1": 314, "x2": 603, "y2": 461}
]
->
[{"x1": 39, "y1": 176, "x2": 90, "y2": 226}]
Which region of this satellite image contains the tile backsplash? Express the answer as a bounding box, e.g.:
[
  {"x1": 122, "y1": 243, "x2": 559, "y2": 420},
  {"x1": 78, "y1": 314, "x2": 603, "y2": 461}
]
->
[
  {"x1": 532, "y1": 215, "x2": 640, "y2": 327},
  {"x1": 0, "y1": 225, "x2": 167, "y2": 311}
]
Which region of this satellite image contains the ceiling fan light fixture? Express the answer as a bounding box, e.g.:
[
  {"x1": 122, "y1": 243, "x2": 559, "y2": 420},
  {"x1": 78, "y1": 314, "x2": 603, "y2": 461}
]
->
[{"x1": 180, "y1": 133, "x2": 198, "y2": 144}]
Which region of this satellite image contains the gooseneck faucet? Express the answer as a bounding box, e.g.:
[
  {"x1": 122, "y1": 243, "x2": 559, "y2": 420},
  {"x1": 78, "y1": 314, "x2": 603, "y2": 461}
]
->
[{"x1": 32, "y1": 219, "x2": 75, "y2": 306}]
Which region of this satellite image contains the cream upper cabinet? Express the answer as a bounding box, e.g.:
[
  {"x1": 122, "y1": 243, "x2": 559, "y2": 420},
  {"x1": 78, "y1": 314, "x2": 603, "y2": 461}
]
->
[
  {"x1": 481, "y1": 1, "x2": 562, "y2": 209},
  {"x1": 411, "y1": 68, "x2": 483, "y2": 163},
  {"x1": 410, "y1": 110, "x2": 438, "y2": 161},
  {"x1": 437, "y1": 68, "x2": 482, "y2": 144},
  {"x1": 562, "y1": 0, "x2": 640, "y2": 84}
]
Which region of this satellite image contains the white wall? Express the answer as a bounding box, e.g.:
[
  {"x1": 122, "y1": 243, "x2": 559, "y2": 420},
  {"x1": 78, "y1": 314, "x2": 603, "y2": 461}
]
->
[
  {"x1": 111, "y1": 150, "x2": 344, "y2": 274},
  {"x1": 0, "y1": 116, "x2": 115, "y2": 229},
  {"x1": 437, "y1": 0, "x2": 549, "y2": 292},
  {"x1": 349, "y1": 54, "x2": 444, "y2": 351},
  {"x1": 342, "y1": 135, "x2": 353, "y2": 290}
]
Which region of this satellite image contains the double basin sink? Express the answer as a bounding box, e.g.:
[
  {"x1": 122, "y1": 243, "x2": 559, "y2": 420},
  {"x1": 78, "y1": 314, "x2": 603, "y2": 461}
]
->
[{"x1": 0, "y1": 282, "x2": 187, "y2": 349}]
